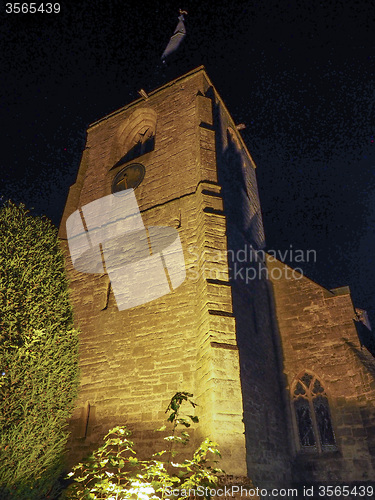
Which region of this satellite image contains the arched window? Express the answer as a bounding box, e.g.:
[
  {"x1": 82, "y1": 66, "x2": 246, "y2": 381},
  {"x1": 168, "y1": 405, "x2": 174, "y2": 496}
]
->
[
  {"x1": 292, "y1": 372, "x2": 336, "y2": 453},
  {"x1": 115, "y1": 126, "x2": 155, "y2": 166},
  {"x1": 112, "y1": 108, "x2": 157, "y2": 169}
]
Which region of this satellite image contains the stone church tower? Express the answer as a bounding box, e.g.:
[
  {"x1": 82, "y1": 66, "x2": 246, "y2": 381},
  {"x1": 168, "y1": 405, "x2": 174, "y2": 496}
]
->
[{"x1": 59, "y1": 66, "x2": 375, "y2": 491}]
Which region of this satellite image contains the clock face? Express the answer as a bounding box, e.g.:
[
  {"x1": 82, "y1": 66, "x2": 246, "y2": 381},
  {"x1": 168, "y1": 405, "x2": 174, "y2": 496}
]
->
[{"x1": 112, "y1": 163, "x2": 145, "y2": 193}]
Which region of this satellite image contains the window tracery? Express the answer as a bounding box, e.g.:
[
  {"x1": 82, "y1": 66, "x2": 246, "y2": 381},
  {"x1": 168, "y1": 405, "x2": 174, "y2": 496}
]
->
[{"x1": 292, "y1": 372, "x2": 336, "y2": 453}]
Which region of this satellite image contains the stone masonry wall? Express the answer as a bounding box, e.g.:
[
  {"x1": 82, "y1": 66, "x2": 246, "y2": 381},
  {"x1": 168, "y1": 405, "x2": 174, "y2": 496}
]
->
[
  {"x1": 58, "y1": 66, "x2": 375, "y2": 494},
  {"x1": 268, "y1": 256, "x2": 375, "y2": 486},
  {"x1": 60, "y1": 68, "x2": 247, "y2": 476},
  {"x1": 210, "y1": 92, "x2": 292, "y2": 489}
]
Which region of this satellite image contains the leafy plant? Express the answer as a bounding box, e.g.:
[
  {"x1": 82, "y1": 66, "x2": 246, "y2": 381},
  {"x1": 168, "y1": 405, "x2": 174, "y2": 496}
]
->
[
  {"x1": 0, "y1": 201, "x2": 80, "y2": 499},
  {"x1": 64, "y1": 392, "x2": 223, "y2": 500}
]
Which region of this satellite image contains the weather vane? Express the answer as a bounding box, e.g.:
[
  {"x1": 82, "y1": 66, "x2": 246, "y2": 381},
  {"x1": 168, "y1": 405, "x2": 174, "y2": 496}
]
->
[{"x1": 161, "y1": 9, "x2": 188, "y2": 64}]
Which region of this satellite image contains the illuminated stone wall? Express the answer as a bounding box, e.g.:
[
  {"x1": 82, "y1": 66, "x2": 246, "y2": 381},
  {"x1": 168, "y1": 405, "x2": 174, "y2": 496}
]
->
[
  {"x1": 268, "y1": 257, "x2": 375, "y2": 485},
  {"x1": 60, "y1": 66, "x2": 375, "y2": 493},
  {"x1": 59, "y1": 67, "x2": 249, "y2": 476}
]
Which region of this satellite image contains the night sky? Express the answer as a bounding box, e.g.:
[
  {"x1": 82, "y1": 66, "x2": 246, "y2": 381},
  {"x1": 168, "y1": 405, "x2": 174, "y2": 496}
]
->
[{"x1": 1, "y1": 1, "x2": 374, "y2": 331}]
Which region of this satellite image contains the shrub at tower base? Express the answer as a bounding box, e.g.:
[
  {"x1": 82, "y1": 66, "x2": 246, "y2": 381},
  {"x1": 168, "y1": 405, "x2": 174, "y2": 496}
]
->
[
  {"x1": 0, "y1": 202, "x2": 80, "y2": 499},
  {"x1": 63, "y1": 392, "x2": 224, "y2": 500}
]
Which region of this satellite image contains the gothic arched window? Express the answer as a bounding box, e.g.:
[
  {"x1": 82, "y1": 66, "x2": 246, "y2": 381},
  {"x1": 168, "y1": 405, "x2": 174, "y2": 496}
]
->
[{"x1": 292, "y1": 372, "x2": 336, "y2": 453}]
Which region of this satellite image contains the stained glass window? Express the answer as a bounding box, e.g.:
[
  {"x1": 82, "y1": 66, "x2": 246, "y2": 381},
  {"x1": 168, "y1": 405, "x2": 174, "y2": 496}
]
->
[
  {"x1": 292, "y1": 372, "x2": 336, "y2": 453},
  {"x1": 314, "y1": 396, "x2": 336, "y2": 447},
  {"x1": 312, "y1": 379, "x2": 324, "y2": 395},
  {"x1": 294, "y1": 398, "x2": 316, "y2": 448},
  {"x1": 301, "y1": 373, "x2": 313, "y2": 388},
  {"x1": 294, "y1": 381, "x2": 306, "y2": 396}
]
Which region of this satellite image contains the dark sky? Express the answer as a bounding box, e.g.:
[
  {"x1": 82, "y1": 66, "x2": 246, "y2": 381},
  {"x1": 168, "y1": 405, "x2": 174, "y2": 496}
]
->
[{"x1": 1, "y1": 1, "x2": 374, "y2": 328}]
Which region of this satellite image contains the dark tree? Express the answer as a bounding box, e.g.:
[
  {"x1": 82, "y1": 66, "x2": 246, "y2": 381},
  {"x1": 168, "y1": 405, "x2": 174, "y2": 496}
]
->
[{"x1": 0, "y1": 202, "x2": 79, "y2": 499}]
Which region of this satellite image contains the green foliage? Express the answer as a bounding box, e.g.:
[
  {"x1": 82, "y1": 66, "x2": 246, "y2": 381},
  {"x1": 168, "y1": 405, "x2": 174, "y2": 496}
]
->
[
  {"x1": 165, "y1": 391, "x2": 198, "y2": 427},
  {"x1": 0, "y1": 201, "x2": 80, "y2": 499},
  {"x1": 64, "y1": 392, "x2": 223, "y2": 500}
]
